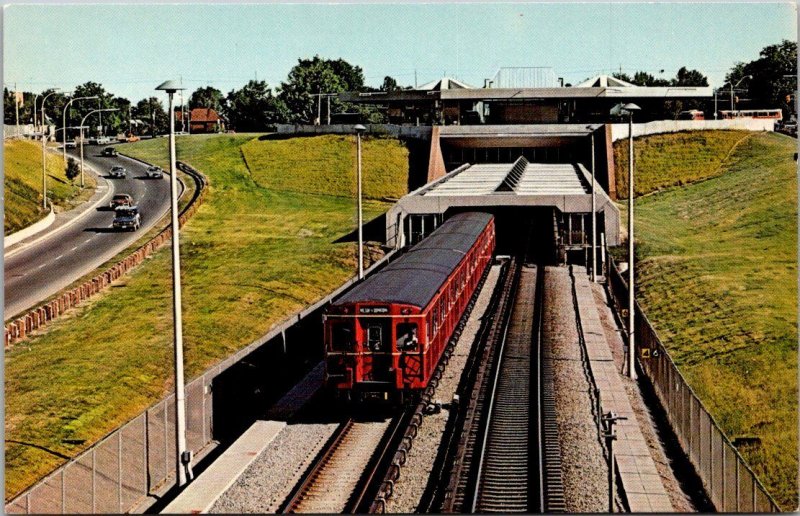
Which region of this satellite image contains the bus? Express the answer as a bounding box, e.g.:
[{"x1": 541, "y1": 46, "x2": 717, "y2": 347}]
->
[{"x1": 719, "y1": 109, "x2": 782, "y2": 120}]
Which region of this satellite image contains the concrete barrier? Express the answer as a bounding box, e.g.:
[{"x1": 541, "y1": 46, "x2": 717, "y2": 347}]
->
[
  {"x1": 4, "y1": 161, "x2": 208, "y2": 348},
  {"x1": 4, "y1": 208, "x2": 56, "y2": 249},
  {"x1": 610, "y1": 118, "x2": 775, "y2": 141}
]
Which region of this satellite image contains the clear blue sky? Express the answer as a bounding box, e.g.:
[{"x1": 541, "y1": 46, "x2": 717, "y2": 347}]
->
[{"x1": 3, "y1": 1, "x2": 796, "y2": 103}]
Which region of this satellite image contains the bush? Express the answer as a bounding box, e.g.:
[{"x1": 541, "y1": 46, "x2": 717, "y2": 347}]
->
[{"x1": 65, "y1": 157, "x2": 80, "y2": 181}]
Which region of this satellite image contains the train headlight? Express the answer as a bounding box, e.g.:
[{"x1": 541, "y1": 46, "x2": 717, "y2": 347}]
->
[{"x1": 401, "y1": 308, "x2": 411, "y2": 315}]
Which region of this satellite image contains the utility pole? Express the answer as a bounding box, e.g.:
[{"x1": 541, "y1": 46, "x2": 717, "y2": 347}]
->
[
  {"x1": 15, "y1": 83, "x2": 20, "y2": 136},
  {"x1": 317, "y1": 88, "x2": 322, "y2": 126},
  {"x1": 327, "y1": 94, "x2": 331, "y2": 125}
]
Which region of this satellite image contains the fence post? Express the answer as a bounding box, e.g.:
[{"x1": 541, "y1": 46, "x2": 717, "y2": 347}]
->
[
  {"x1": 91, "y1": 449, "x2": 96, "y2": 513},
  {"x1": 118, "y1": 432, "x2": 123, "y2": 513}
]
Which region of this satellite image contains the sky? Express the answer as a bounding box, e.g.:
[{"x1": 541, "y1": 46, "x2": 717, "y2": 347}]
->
[{"x1": 2, "y1": 1, "x2": 797, "y2": 103}]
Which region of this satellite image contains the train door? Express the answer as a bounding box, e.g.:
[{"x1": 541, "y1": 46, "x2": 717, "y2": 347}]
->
[{"x1": 361, "y1": 318, "x2": 393, "y2": 383}]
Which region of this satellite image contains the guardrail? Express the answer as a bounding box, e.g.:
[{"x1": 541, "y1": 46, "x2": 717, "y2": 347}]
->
[
  {"x1": 605, "y1": 255, "x2": 780, "y2": 512},
  {"x1": 3, "y1": 160, "x2": 206, "y2": 348}
]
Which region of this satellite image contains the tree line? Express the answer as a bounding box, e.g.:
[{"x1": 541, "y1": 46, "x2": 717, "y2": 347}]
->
[{"x1": 4, "y1": 40, "x2": 796, "y2": 134}]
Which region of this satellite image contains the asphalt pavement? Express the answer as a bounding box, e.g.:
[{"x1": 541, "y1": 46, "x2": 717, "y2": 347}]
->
[{"x1": 4, "y1": 145, "x2": 172, "y2": 320}]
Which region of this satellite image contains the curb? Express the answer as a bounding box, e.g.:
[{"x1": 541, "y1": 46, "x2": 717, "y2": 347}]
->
[
  {"x1": 4, "y1": 208, "x2": 55, "y2": 249},
  {"x1": 3, "y1": 160, "x2": 208, "y2": 348},
  {"x1": 4, "y1": 159, "x2": 114, "y2": 259}
]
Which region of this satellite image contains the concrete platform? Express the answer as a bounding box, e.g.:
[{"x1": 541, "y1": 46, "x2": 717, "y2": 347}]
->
[
  {"x1": 572, "y1": 269, "x2": 674, "y2": 513},
  {"x1": 161, "y1": 421, "x2": 285, "y2": 514}
]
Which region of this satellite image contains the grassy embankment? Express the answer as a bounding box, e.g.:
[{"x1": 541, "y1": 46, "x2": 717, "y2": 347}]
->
[
  {"x1": 613, "y1": 130, "x2": 797, "y2": 509},
  {"x1": 5, "y1": 133, "x2": 409, "y2": 499},
  {"x1": 4, "y1": 139, "x2": 95, "y2": 234}
]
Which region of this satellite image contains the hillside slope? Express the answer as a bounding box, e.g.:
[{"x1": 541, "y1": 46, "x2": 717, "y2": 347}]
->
[{"x1": 628, "y1": 132, "x2": 797, "y2": 508}]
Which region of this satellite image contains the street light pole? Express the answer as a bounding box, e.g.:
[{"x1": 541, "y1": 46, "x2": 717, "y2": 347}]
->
[
  {"x1": 156, "y1": 79, "x2": 193, "y2": 488},
  {"x1": 587, "y1": 124, "x2": 597, "y2": 282},
  {"x1": 41, "y1": 89, "x2": 61, "y2": 209},
  {"x1": 354, "y1": 124, "x2": 366, "y2": 279},
  {"x1": 79, "y1": 108, "x2": 117, "y2": 188},
  {"x1": 63, "y1": 95, "x2": 98, "y2": 165},
  {"x1": 623, "y1": 103, "x2": 640, "y2": 380},
  {"x1": 731, "y1": 75, "x2": 753, "y2": 112}
]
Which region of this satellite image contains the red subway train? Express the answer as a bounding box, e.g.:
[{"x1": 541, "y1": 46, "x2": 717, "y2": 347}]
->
[{"x1": 323, "y1": 212, "x2": 496, "y2": 402}]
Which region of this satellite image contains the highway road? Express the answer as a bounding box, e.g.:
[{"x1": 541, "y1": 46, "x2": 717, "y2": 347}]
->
[{"x1": 4, "y1": 146, "x2": 173, "y2": 320}]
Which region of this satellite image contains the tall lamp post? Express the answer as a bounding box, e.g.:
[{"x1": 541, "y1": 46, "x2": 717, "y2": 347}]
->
[
  {"x1": 354, "y1": 124, "x2": 366, "y2": 279},
  {"x1": 79, "y1": 108, "x2": 117, "y2": 188},
  {"x1": 586, "y1": 124, "x2": 597, "y2": 282},
  {"x1": 63, "y1": 95, "x2": 98, "y2": 165},
  {"x1": 156, "y1": 79, "x2": 193, "y2": 488},
  {"x1": 40, "y1": 89, "x2": 61, "y2": 209},
  {"x1": 622, "y1": 103, "x2": 640, "y2": 379},
  {"x1": 730, "y1": 75, "x2": 752, "y2": 111}
]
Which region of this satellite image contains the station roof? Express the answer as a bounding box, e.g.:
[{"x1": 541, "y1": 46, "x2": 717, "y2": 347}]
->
[{"x1": 422, "y1": 161, "x2": 588, "y2": 197}]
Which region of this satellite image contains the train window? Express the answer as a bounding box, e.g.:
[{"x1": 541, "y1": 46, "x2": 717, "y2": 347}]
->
[
  {"x1": 330, "y1": 323, "x2": 354, "y2": 352},
  {"x1": 396, "y1": 323, "x2": 419, "y2": 351},
  {"x1": 367, "y1": 325, "x2": 383, "y2": 352}
]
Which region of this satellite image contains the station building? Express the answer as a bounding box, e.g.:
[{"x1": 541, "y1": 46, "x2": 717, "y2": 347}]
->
[{"x1": 336, "y1": 73, "x2": 713, "y2": 262}]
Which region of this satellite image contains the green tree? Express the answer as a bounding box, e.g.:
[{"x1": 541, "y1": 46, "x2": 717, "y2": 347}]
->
[
  {"x1": 672, "y1": 67, "x2": 709, "y2": 86},
  {"x1": 225, "y1": 80, "x2": 287, "y2": 131},
  {"x1": 132, "y1": 97, "x2": 168, "y2": 135},
  {"x1": 189, "y1": 86, "x2": 224, "y2": 111},
  {"x1": 278, "y1": 55, "x2": 366, "y2": 123},
  {"x1": 727, "y1": 39, "x2": 797, "y2": 115},
  {"x1": 632, "y1": 71, "x2": 671, "y2": 87},
  {"x1": 65, "y1": 157, "x2": 80, "y2": 181}
]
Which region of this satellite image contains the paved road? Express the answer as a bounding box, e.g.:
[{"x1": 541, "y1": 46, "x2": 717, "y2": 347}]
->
[{"x1": 4, "y1": 146, "x2": 172, "y2": 320}]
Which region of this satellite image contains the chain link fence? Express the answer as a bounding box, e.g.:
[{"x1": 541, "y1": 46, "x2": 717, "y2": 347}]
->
[
  {"x1": 606, "y1": 255, "x2": 781, "y2": 512},
  {"x1": 5, "y1": 248, "x2": 397, "y2": 514}
]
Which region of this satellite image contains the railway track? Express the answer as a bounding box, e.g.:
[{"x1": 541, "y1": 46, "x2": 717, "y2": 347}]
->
[
  {"x1": 278, "y1": 415, "x2": 407, "y2": 514},
  {"x1": 436, "y1": 233, "x2": 563, "y2": 513}
]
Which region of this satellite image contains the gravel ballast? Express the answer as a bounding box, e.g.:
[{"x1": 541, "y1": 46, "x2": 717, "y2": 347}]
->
[{"x1": 543, "y1": 265, "x2": 608, "y2": 512}]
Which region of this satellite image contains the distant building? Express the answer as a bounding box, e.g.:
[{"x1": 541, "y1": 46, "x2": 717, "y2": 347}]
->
[
  {"x1": 340, "y1": 74, "x2": 713, "y2": 125},
  {"x1": 176, "y1": 108, "x2": 225, "y2": 133}
]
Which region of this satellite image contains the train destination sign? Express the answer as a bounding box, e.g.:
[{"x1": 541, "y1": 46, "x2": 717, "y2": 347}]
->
[{"x1": 359, "y1": 306, "x2": 389, "y2": 314}]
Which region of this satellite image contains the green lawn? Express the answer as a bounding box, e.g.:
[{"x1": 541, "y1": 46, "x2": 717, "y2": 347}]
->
[
  {"x1": 619, "y1": 132, "x2": 797, "y2": 509},
  {"x1": 4, "y1": 139, "x2": 95, "y2": 234},
  {"x1": 614, "y1": 130, "x2": 752, "y2": 198},
  {"x1": 4, "y1": 133, "x2": 409, "y2": 499}
]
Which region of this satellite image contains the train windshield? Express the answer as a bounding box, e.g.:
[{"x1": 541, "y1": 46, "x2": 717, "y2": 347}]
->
[
  {"x1": 330, "y1": 322, "x2": 354, "y2": 351},
  {"x1": 396, "y1": 323, "x2": 419, "y2": 351}
]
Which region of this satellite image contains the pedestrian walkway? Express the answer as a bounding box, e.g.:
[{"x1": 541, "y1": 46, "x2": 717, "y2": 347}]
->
[
  {"x1": 4, "y1": 159, "x2": 111, "y2": 257},
  {"x1": 572, "y1": 268, "x2": 674, "y2": 513},
  {"x1": 160, "y1": 421, "x2": 285, "y2": 514}
]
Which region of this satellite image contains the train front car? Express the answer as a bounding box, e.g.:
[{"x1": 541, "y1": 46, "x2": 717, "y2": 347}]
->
[{"x1": 324, "y1": 212, "x2": 495, "y2": 403}]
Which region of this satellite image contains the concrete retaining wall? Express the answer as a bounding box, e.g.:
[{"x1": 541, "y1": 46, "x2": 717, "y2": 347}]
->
[
  {"x1": 610, "y1": 118, "x2": 775, "y2": 141},
  {"x1": 3, "y1": 162, "x2": 207, "y2": 348},
  {"x1": 4, "y1": 208, "x2": 55, "y2": 248},
  {"x1": 275, "y1": 123, "x2": 431, "y2": 139}
]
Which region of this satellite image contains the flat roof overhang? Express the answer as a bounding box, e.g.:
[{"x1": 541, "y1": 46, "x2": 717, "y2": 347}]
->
[
  {"x1": 385, "y1": 161, "x2": 620, "y2": 248},
  {"x1": 439, "y1": 124, "x2": 598, "y2": 147}
]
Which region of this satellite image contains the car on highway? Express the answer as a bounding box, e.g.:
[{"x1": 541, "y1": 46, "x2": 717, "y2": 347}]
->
[
  {"x1": 112, "y1": 206, "x2": 141, "y2": 231},
  {"x1": 101, "y1": 147, "x2": 118, "y2": 157},
  {"x1": 63, "y1": 140, "x2": 77, "y2": 149},
  {"x1": 144, "y1": 165, "x2": 164, "y2": 179},
  {"x1": 109, "y1": 193, "x2": 133, "y2": 208},
  {"x1": 109, "y1": 165, "x2": 127, "y2": 179}
]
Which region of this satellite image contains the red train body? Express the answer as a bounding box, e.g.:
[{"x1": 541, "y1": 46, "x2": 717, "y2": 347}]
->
[{"x1": 323, "y1": 212, "x2": 496, "y2": 400}]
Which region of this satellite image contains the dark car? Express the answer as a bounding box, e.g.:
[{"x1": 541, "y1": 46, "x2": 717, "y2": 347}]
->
[
  {"x1": 109, "y1": 165, "x2": 127, "y2": 178},
  {"x1": 109, "y1": 193, "x2": 133, "y2": 208},
  {"x1": 113, "y1": 206, "x2": 141, "y2": 231},
  {"x1": 101, "y1": 147, "x2": 118, "y2": 157}
]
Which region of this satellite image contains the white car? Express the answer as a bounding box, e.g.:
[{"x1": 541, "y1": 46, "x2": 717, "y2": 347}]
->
[
  {"x1": 145, "y1": 166, "x2": 163, "y2": 179},
  {"x1": 109, "y1": 166, "x2": 127, "y2": 179}
]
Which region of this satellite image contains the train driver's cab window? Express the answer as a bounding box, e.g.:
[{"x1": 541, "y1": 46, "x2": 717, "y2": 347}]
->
[
  {"x1": 367, "y1": 325, "x2": 384, "y2": 352},
  {"x1": 331, "y1": 323, "x2": 354, "y2": 352},
  {"x1": 396, "y1": 323, "x2": 419, "y2": 351}
]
